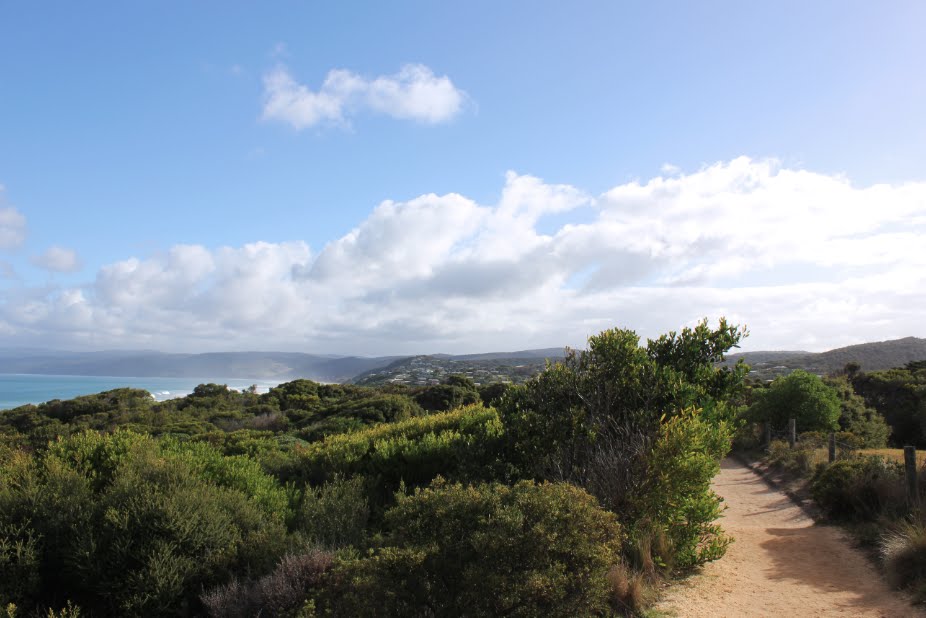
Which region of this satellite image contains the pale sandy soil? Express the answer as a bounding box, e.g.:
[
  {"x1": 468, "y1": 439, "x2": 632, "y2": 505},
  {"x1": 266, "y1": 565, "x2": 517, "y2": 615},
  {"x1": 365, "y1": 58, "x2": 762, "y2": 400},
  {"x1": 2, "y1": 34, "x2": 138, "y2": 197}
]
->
[{"x1": 655, "y1": 458, "x2": 924, "y2": 618}]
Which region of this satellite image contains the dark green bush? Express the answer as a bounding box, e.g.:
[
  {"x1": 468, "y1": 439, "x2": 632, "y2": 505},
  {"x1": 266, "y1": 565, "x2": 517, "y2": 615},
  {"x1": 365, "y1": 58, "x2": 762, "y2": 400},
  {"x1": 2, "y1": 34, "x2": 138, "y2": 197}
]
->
[
  {"x1": 0, "y1": 521, "x2": 40, "y2": 607},
  {"x1": 296, "y1": 476, "x2": 369, "y2": 548},
  {"x1": 0, "y1": 431, "x2": 290, "y2": 615},
  {"x1": 316, "y1": 479, "x2": 624, "y2": 617}
]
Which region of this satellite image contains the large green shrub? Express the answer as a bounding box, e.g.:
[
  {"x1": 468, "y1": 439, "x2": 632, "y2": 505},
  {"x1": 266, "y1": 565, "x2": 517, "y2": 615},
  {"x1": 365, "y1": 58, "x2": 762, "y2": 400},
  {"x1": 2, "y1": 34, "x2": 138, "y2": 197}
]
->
[
  {"x1": 851, "y1": 365, "x2": 926, "y2": 447},
  {"x1": 634, "y1": 413, "x2": 732, "y2": 569},
  {"x1": 810, "y1": 457, "x2": 905, "y2": 521},
  {"x1": 824, "y1": 376, "x2": 890, "y2": 448},
  {"x1": 317, "y1": 479, "x2": 624, "y2": 617},
  {"x1": 748, "y1": 370, "x2": 841, "y2": 433},
  {"x1": 499, "y1": 320, "x2": 744, "y2": 572}
]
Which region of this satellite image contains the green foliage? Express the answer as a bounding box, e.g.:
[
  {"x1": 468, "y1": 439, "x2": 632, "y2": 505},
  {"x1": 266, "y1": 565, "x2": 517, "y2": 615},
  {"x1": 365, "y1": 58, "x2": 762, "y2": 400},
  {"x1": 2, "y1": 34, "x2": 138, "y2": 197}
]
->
[
  {"x1": 38, "y1": 388, "x2": 154, "y2": 423},
  {"x1": 0, "y1": 431, "x2": 289, "y2": 615},
  {"x1": 0, "y1": 522, "x2": 40, "y2": 606},
  {"x1": 635, "y1": 413, "x2": 732, "y2": 569},
  {"x1": 852, "y1": 364, "x2": 926, "y2": 446},
  {"x1": 159, "y1": 437, "x2": 291, "y2": 519},
  {"x1": 824, "y1": 376, "x2": 890, "y2": 448},
  {"x1": 317, "y1": 479, "x2": 624, "y2": 617},
  {"x1": 748, "y1": 370, "x2": 841, "y2": 433},
  {"x1": 766, "y1": 439, "x2": 819, "y2": 476},
  {"x1": 295, "y1": 477, "x2": 369, "y2": 548},
  {"x1": 293, "y1": 405, "x2": 505, "y2": 496},
  {"x1": 414, "y1": 383, "x2": 480, "y2": 412},
  {"x1": 264, "y1": 379, "x2": 320, "y2": 411},
  {"x1": 0, "y1": 321, "x2": 752, "y2": 616},
  {"x1": 477, "y1": 381, "x2": 513, "y2": 407},
  {"x1": 810, "y1": 457, "x2": 905, "y2": 521},
  {"x1": 499, "y1": 319, "x2": 744, "y2": 573},
  {"x1": 502, "y1": 319, "x2": 746, "y2": 482}
]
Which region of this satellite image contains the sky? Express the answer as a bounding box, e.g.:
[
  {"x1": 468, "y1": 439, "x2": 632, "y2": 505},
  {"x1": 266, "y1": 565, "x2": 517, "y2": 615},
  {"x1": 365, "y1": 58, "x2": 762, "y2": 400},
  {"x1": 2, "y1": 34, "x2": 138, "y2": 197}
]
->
[{"x1": 0, "y1": 1, "x2": 925, "y2": 355}]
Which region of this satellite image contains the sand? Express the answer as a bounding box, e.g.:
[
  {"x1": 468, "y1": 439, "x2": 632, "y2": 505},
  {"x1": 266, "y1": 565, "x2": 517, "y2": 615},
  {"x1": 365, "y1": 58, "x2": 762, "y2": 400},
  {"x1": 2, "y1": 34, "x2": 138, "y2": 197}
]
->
[{"x1": 655, "y1": 458, "x2": 923, "y2": 617}]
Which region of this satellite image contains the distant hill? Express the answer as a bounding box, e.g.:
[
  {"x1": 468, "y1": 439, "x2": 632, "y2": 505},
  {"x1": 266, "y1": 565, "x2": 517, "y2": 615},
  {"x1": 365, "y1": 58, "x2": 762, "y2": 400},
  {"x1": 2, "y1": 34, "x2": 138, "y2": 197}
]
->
[
  {"x1": 0, "y1": 350, "x2": 404, "y2": 383},
  {"x1": 349, "y1": 351, "x2": 565, "y2": 386},
  {"x1": 2, "y1": 338, "x2": 922, "y2": 386},
  {"x1": 0, "y1": 347, "x2": 567, "y2": 385},
  {"x1": 723, "y1": 336, "x2": 926, "y2": 380}
]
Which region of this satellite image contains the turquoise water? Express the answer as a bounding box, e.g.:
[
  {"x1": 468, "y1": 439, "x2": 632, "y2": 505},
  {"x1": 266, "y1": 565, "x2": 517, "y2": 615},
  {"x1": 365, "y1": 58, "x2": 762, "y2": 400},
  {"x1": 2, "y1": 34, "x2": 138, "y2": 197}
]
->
[{"x1": 0, "y1": 374, "x2": 284, "y2": 410}]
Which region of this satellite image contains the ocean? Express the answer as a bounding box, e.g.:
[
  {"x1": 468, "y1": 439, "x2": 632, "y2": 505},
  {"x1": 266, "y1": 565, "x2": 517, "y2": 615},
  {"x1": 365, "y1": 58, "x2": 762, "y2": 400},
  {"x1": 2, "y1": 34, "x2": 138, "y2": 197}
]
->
[{"x1": 0, "y1": 374, "x2": 285, "y2": 410}]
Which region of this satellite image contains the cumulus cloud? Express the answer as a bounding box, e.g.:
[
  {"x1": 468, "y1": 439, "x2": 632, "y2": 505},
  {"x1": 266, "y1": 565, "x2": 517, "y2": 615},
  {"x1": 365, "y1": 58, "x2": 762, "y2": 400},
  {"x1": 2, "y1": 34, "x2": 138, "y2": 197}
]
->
[
  {"x1": 32, "y1": 246, "x2": 82, "y2": 273},
  {"x1": 0, "y1": 186, "x2": 27, "y2": 250},
  {"x1": 1, "y1": 158, "x2": 925, "y2": 353},
  {"x1": 261, "y1": 63, "x2": 466, "y2": 129}
]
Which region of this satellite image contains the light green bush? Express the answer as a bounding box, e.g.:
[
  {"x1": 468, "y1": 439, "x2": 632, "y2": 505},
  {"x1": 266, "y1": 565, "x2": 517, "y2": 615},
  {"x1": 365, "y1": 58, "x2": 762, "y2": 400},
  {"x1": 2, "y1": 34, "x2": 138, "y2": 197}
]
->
[
  {"x1": 293, "y1": 405, "x2": 506, "y2": 508},
  {"x1": 635, "y1": 412, "x2": 732, "y2": 569}
]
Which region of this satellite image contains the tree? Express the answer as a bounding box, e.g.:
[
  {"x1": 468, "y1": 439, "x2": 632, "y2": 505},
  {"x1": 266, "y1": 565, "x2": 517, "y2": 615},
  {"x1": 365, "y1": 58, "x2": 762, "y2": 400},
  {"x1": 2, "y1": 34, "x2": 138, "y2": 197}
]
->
[
  {"x1": 824, "y1": 376, "x2": 890, "y2": 447},
  {"x1": 748, "y1": 370, "x2": 841, "y2": 432},
  {"x1": 851, "y1": 364, "x2": 926, "y2": 446},
  {"x1": 499, "y1": 319, "x2": 744, "y2": 569}
]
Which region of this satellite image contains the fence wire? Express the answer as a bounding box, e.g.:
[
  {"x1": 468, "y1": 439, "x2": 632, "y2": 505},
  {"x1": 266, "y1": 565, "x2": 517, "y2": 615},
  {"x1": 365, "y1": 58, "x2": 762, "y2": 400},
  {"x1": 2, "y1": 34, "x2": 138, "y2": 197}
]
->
[{"x1": 761, "y1": 423, "x2": 859, "y2": 464}]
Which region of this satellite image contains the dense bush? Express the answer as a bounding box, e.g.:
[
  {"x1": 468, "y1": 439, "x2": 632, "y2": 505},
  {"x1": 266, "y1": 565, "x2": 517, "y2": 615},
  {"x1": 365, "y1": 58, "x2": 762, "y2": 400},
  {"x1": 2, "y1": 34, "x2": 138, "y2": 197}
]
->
[
  {"x1": 824, "y1": 376, "x2": 891, "y2": 448},
  {"x1": 747, "y1": 370, "x2": 841, "y2": 433},
  {"x1": 499, "y1": 319, "x2": 745, "y2": 571},
  {"x1": 810, "y1": 457, "x2": 905, "y2": 521},
  {"x1": 851, "y1": 364, "x2": 926, "y2": 447},
  {"x1": 315, "y1": 479, "x2": 625, "y2": 617},
  {"x1": 634, "y1": 413, "x2": 732, "y2": 569},
  {"x1": 0, "y1": 431, "x2": 290, "y2": 615},
  {"x1": 295, "y1": 476, "x2": 369, "y2": 548},
  {"x1": 292, "y1": 405, "x2": 506, "y2": 504},
  {"x1": 0, "y1": 321, "x2": 748, "y2": 615}
]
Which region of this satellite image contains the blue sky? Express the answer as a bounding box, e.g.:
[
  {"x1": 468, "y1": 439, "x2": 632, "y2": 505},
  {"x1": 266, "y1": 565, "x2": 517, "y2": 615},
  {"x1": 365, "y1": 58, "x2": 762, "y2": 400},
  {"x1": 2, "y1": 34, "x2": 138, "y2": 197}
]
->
[{"x1": 1, "y1": 1, "x2": 925, "y2": 354}]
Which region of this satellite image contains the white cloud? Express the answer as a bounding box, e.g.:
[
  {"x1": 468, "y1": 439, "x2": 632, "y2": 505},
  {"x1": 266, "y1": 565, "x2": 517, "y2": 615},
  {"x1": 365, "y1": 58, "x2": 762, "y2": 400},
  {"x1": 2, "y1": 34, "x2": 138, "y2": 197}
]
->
[
  {"x1": 261, "y1": 63, "x2": 466, "y2": 130},
  {"x1": 0, "y1": 187, "x2": 27, "y2": 250},
  {"x1": 32, "y1": 246, "x2": 82, "y2": 273},
  {"x1": 1, "y1": 158, "x2": 925, "y2": 353}
]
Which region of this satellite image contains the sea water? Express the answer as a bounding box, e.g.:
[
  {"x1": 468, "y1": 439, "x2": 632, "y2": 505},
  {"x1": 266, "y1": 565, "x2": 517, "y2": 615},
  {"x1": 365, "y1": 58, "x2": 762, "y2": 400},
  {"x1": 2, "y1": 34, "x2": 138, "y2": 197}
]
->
[{"x1": 0, "y1": 374, "x2": 284, "y2": 411}]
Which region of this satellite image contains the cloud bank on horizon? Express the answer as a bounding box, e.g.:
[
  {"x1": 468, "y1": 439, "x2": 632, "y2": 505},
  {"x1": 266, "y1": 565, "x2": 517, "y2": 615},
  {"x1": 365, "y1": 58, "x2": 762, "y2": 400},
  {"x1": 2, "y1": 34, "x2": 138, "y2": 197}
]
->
[{"x1": 0, "y1": 157, "x2": 924, "y2": 355}]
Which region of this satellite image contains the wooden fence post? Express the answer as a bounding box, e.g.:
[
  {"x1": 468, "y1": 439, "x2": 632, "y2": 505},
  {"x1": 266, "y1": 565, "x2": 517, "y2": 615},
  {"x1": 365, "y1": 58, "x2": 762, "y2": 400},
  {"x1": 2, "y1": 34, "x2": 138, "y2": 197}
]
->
[
  {"x1": 788, "y1": 418, "x2": 796, "y2": 448},
  {"x1": 905, "y1": 446, "x2": 919, "y2": 508},
  {"x1": 828, "y1": 432, "x2": 836, "y2": 463}
]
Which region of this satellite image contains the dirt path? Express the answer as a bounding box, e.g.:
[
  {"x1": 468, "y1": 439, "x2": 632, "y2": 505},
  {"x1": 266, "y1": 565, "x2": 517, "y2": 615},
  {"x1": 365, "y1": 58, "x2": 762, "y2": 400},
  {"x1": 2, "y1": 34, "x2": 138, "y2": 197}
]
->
[{"x1": 656, "y1": 458, "x2": 923, "y2": 617}]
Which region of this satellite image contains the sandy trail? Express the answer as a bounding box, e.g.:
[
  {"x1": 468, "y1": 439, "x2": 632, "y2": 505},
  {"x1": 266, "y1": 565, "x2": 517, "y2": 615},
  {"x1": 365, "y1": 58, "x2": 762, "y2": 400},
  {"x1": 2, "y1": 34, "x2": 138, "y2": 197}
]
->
[{"x1": 656, "y1": 458, "x2": 923, "y2": 617}]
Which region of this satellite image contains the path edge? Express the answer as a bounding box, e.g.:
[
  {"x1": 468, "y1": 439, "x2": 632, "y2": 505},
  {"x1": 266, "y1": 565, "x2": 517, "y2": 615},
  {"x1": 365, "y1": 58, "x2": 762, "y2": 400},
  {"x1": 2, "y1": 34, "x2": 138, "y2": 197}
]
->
[{"x1": 729, "y1": 452, "x2": 823, "y2": 522}]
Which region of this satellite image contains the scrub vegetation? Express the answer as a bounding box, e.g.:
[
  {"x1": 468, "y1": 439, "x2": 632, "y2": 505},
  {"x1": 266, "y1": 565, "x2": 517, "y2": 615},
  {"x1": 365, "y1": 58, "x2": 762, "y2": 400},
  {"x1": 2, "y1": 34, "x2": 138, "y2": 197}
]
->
[
  {"x1": 0, "y1": 319, "x2": 747, "y2": 617},
  {"x1": 745, "y1": 359, "x2": 926, "y2": 603}
]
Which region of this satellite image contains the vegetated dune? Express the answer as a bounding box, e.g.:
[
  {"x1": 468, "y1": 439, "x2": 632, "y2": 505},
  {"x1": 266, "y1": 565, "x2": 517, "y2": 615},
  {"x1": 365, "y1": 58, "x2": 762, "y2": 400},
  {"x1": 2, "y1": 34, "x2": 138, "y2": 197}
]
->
[{"x1": 657, "y1": 459, "x2": 922, "y2": 617}]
